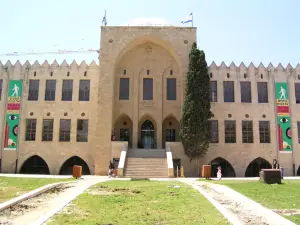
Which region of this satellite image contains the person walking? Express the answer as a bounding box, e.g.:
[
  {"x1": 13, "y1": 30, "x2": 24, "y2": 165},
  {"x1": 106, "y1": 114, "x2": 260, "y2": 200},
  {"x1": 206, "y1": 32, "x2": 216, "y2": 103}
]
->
[
  {"x1": 108, "y1": 160, "x2": 115, "y2": 178},
  {"x1": 217, "y1": 166, "x2": 222, "y2": 180}
]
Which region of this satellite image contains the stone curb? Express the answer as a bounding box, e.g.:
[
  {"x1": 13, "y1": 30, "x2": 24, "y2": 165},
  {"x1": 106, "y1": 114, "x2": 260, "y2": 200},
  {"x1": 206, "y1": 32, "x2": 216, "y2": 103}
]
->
[
  {"x1": 181, "y1": 181, "x2": 243, "y2": 225},
  {"x1": 0, "y1": 180, "x2": 77, "y2": 212},
  {"x1": 29, "y1": 179, "x2": 109, "y2": 225}
]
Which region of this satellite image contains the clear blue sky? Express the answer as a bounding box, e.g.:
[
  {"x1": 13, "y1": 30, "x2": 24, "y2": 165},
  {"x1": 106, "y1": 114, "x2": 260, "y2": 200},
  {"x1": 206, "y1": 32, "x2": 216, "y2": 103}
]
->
[{"x1": 0, "y1": 0, "x2": 299, "y2": 67}]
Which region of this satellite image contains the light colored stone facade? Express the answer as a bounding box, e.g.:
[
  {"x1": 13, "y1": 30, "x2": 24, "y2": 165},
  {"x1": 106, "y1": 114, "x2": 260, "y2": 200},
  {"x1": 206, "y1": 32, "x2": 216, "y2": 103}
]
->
[{"x1": 0, "y1": 24, "x2": 299, "y2": 177}]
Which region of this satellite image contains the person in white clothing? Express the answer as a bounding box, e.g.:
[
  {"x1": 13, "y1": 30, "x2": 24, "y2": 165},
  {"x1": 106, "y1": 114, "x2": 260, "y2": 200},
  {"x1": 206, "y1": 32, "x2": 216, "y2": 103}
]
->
[{"x1": 217, "y1": 166, "x2": 222, "y2": 180}]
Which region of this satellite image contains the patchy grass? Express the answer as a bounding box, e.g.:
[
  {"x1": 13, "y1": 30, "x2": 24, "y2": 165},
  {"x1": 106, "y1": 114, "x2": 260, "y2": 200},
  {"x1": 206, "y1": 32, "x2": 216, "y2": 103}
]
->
[
  {"x1": 49, "y1": 180, "x2": 230, "y2": 225},
  {"x1": 0, "y1": 177, "x2": 72, "y2": 203},
  {"x1": 204, "y1": 179, "x2": 300, "y2": 224}
]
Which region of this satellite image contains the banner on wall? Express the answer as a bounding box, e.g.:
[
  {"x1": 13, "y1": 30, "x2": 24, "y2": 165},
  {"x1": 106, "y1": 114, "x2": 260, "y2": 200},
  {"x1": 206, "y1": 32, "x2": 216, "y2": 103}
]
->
[
  {"x1": 3, "y1": 80, "x2": 23, "y2": 151},
  {"x1": 275, "y1": 82, "x2": 292, "y2": 153}
]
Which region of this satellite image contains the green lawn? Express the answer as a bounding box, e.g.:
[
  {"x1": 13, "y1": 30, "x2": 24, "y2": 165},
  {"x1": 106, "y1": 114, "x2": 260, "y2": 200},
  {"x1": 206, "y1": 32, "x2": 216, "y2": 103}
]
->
[
  {"x1": 0, "y1": 177, "x2": 72, "y2": 203},
  {"x1": 49, "y1": 180, "x2": 230, "y2": 225},
  {"x1": 204, "y1": 179, "x2": 300, "y2": 224}
]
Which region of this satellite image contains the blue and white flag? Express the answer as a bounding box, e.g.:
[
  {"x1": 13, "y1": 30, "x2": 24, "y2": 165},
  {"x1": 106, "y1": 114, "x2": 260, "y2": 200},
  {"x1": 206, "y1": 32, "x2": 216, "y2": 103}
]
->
[
  {"x1": 102, "y1": 10, "x2": 107, "y2": 26},
  {"x1": 181, "y1": 13, "x2": 193, "y2": 25}
]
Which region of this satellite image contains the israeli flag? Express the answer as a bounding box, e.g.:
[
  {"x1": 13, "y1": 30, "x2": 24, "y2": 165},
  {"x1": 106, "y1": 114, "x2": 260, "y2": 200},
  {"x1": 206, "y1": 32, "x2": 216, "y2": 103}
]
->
[{"x1": 181, "y1": 13, "x2": 193, "y2": 24}]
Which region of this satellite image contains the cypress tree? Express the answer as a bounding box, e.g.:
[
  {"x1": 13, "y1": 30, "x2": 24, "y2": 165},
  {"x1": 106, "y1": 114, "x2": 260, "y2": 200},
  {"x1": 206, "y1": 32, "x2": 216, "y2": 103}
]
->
[{"x1": 180, "y1": 42, "x2": 212, "y2": 161}]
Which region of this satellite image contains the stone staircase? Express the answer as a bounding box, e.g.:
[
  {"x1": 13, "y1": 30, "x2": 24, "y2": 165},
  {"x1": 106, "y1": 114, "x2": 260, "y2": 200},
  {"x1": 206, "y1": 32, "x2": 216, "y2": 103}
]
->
[{"x1": 124, "y1": 149, "x2": 169, "y2": 178}]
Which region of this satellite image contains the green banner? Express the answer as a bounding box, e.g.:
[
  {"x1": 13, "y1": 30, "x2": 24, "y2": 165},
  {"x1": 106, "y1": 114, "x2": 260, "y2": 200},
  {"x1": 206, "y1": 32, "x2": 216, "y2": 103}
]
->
[
  {"x1": 4, "y1": 80, "x2": 23, "y2": 150},
  {"x1": 275, "y1": 82, "x2": 292, "y2": 153}
]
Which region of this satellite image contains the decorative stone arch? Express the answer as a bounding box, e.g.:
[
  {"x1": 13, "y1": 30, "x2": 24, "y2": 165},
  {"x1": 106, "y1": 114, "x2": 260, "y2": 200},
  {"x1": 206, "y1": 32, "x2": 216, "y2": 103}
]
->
[
  {"x1": 138, "y1": 114, "x2": 157, "y2": 149},
  {"x1": 19, "y1": 155, "x2": 50, "y2": 175},
  {"x1": 210, "y1": 157, "x2": 236, "y2": 177},
  {"x1": 113, "y1": 113, "x2": 133, "y2": 147},
  {"x1": 162, "y1": 114, "x2": 180, "y2": 148},
  {"x1": 245, "y1": 157, "x2": 272, "y2": 177},
  {"x1": 59, "y1": 156, "x2": 91, "y2": 175}
]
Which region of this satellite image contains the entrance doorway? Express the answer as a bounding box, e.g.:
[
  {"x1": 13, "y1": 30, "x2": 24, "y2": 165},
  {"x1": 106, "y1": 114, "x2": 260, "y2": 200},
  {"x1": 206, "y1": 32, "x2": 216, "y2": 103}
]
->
[
  {"x1": 245, "y1": 157, "x2": 271, "y2": 177},
  {"x1": 141, "y1": 120, "x2": 155, "y2": 149}
]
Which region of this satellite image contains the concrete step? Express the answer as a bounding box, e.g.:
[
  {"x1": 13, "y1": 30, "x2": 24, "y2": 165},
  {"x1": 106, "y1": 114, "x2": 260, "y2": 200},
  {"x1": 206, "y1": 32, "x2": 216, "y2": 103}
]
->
[
  {"x1": 124, "y1": 176, "x2": 168, "y2": 178},
  {"x1": 127, "y1": 149, "x2": 166, "y2": 158}
]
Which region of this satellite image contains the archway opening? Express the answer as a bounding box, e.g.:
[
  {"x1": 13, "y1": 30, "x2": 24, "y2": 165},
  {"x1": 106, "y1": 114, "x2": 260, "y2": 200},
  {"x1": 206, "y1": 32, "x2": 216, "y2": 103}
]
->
[
  {"x1": 59, "y1": 156, "x2": 90, "y2": 175},
  {"x1": 113, "y1": 114, "x2": 133, "y2": 147},
  {"x1": 245, "y1": 157, "x2": 271, "y2": 177},
  {"x1": 210, "y1": 157, "x2": 236, "y2": 177},
  {"x1": 19, "y1": 155, "x2": 50, "y2": 175},
  {"x1": 297, "y1": 166, "x2": 300, "y2": 176},
  {"x1": 162, "y1": 115, "x2": 180, "y2": 148},
  {"x1": 140, "y1": 120, "x2": 155, "y2": 149}
]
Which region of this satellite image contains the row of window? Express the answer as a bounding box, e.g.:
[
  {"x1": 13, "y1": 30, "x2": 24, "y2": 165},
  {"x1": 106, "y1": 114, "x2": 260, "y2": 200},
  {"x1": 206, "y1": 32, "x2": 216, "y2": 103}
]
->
[
  {"x1": 210, "y1": 81, "x2": 300, "y2": 103},
  {"x1": 209, "y1": 120, "x2": 270, "y2": 143},
  {"x1": 119, "y1": 78, "x2": 177, "y2": 101},
  {"x1": 25, "y1": 119, "x2": 89, "y2": 142}
]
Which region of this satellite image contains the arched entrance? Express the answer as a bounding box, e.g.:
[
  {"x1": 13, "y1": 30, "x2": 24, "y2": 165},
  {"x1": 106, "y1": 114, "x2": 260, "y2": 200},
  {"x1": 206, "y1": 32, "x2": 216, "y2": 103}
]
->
[
  {"x1": 113, "y1": 114, "x2": 133, "y2": 147},
  {"x1": 245, "y1": 157, "x2": 271, "y2": 177},
  {"x1": 162, "y1": 115, "x2": 180, "y2": 148},
  {"x1": 59, "y1": 156, "x2": 91, "y2": 175},
  {"x1": 19, "y1": 155, "x2": 50, "y2": 174},
  {"x1": 210, "y1": 157, "x2": 236, "y2": 177},
  {"x1": 297, "y1": 166, "x2": 300, "y2": 176},
  {"x1": 140, "y1": 120, "x2": 155, "y2": 149}
]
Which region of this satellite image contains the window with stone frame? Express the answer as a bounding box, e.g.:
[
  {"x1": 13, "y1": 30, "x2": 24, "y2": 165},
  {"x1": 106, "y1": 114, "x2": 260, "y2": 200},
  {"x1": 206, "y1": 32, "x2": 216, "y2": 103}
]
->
[
  {"x1": 119, "y1": 78, "x2": 130, "y2": 100},
  {"x1": 242, "y1": 120, "x2": 253, "y2": 143},
  {"x1": 240, "y1": 81, "x2": 252, "y2": 103},
  {"x1": 77, "y1": 119, "x2": 88, "y2": 142},
  {"x1": 297, "y1": 122, "x2": 300, "y2": 143},
  {"x1": 79, "y1": 80, "x2": 90, "y2": 101},
  {"x1": 210, "y1": 81, "x2": 217, "y2": 102},
  {"x1": 0, "y1": 79, "x2": 3, "y2": 100},
  {"x1": 25, "y1": 119, "x2": 37, "y2": 141},
  {"x1": 257, "y1": 82, "x2": 268, "y2": 103},
  {"x1": 59, "y1": 119, "x2": 71, "y2": 142},
  {"x1": 209, "y1": 120, "x2": 219, "y2": 143},
  {"x1": 165, "y1": 129, "x2": 176, "y2": 142},
  {"x1": 28, "y1": 80, "x2": 39, "y2": 101},
  {"x1": 259, "y1": 121, "x2": 270, "y2": 143},
  {"x1": 42, "y1": 119, "x2": 53, "y2": 141},
  {"x1": 295, "y1": 83, "x2": 300, "y2": 104},
  {"x1": 143, "y1": 78, "x2": 153, "y2": 100},
  {"x1": 224, "y1": 120, "x2": 236, "y2": 143},
  {"x1": 167, "y1": 78, "x2": 176, "y2": 100},
  {"x1": 223, "y1": 81, "x2": 235, "y2": 102},
  {"x1": 45, "y1": 80, "x2": 56, "y2": 101},
  {"x1": 61, "y1": 80, "x2": 73, "y2": 101}
]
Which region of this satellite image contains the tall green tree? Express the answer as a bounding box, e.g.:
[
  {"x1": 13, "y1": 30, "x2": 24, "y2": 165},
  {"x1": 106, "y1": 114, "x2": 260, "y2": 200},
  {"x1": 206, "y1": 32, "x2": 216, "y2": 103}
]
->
[{"x1": 180, "y1": 42, "x2": 212, "y2": 161}]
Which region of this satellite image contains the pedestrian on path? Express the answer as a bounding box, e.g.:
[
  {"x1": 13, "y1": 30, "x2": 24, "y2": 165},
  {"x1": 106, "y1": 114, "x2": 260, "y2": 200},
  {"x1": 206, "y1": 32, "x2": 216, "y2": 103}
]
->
[
  {"x1": 108, "y1": 161, "x2": 115, "y2": 178},
  {"x1": 217, "y1": 166, "x2": 222, "y2": 180}
]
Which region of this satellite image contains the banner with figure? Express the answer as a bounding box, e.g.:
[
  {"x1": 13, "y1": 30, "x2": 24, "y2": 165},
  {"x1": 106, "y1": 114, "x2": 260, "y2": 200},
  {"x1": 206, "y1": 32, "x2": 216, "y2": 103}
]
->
[
  {"x1": 3, "y1": 80, "x2": 23, "y2": 150},
  {"x1": 275, "y1": 82, "x2": 292, "y2": 153}
]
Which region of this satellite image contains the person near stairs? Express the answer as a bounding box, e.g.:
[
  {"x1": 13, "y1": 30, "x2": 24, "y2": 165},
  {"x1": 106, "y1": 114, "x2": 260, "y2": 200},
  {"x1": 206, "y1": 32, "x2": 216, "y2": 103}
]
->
[{"x1": 108, "y1": 160, "x2": 115, "y2": 178}]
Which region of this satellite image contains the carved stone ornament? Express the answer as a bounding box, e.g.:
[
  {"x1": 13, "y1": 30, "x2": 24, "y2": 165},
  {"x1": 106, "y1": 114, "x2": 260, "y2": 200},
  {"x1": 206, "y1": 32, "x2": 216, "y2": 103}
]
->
[{"x1": 145, "y1": 44, "x2": 152, "y2": 55}]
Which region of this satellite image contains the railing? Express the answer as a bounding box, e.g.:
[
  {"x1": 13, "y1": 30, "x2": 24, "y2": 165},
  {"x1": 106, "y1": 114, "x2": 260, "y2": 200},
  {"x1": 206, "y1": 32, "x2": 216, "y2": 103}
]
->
[
  {"x1": 165, "y1": 143, "x2": 174, "y2": 177},
  {"x1": 117, "y1": 143, "x2": 128, "y2": 177}
]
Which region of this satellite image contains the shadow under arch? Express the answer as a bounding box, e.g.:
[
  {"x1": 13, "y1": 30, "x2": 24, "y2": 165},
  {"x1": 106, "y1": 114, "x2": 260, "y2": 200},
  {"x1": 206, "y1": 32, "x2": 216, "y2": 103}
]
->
[
  {"x1": 59, "y1": 156, "x2": 91, "y2": 175},
  {"x1": 138, "y1": 114, "x2": 157, "y2": 149},
  {"x1": 114, "y1": 35, "x2": 182, "y2": 73},
  {"x1": 297, "y1": 166, "x2": 300, "y2": 176},
  {"x1": 245, "y1": 157, "x2": 272, "y2": 177},
  {"x1": 19, "y1": 155, "x2": 50, "y2": 175},
  {"x1": 113, "y1": 113, "x2": 133, "y2": 147},
  {"x1": 162, "y1": 114, "x2": 180, "y2": 148},
  {"x1": 210, "y1": 157, "x2": 236, "y2": 177}
]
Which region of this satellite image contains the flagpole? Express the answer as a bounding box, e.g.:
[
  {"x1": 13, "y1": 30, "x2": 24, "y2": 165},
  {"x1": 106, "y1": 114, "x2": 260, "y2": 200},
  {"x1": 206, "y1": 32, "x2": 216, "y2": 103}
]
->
[
  {"x1": 192, "y1": 13, "x2": 193, "y2": 27},
  {"x1": 288, "y1": 69, "x2": 295, "y2": 175}
]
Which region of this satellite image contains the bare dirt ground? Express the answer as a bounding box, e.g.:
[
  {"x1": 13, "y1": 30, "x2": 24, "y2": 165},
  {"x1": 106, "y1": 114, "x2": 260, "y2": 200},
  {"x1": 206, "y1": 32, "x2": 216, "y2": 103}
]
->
[{"x1": 0, "y1": 183, "x2": 75, "y2": 225}]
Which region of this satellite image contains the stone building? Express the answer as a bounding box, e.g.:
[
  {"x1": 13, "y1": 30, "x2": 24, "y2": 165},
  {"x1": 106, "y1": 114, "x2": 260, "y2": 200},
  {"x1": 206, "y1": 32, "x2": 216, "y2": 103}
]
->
[{"x1": 0, "y1": 19, "x2": 299, "y2": 177}]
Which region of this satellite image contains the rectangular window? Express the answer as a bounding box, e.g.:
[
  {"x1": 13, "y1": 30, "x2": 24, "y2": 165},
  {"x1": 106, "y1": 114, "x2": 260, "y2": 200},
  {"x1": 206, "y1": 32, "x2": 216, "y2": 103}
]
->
[
  {"x1": 28, "y1": 80, "x2": 39, "y2": 101},
  {"x1": 25, "y1": 119, "x2": 37, "y2": 141},
  {"x1": 259, "y1": 121, "x2": 270, "y2": 143},
  {"x1": 45, "y1": 80, "x2": 56, "y2": 101},
  {"x1": 77, "y1": 119, "x2": 88, "y2": 142},
  {"x1": 242, "y1": 121, "x2": 253, "y2": 143},
  {"x1": 165, "y1": 129, "x2": 176, "y2": 142},
  {"x1": 298, "y1": 122, "x2": 300, "y2": 143},
  {"x1": 61, "y1": 80, "x2": 73, "y2": 101},
  {"x1": 210, "y1": 81, "x2": 217, "y2": 102},
  {"x1": 59, "y1": 119, "x2": 71, "y2": 142},
  {"x1": 143, "y1": 78, "x2": 153, "y2": 100},
  {"x1": 120, "y1": 128, "x2": 130, "y2": 142},
  {"x1": 209, "y1": 120, "x2": 219, "y2": 143},
  {"x1": 224, "y1": 120, "x2": 236, "y2": 143},
  {"x1": 167, "y1": 78, "x2": 176, "y2": 100},
  {"x1": 240, "y1": 81, "x2": 252, "y2": 103},
  {"x1": 42, "y1": 119, "x2": 54, "y2": 141},
  {"x1": 79, "y1": 80, "x2": 90, "y2": 101},
  {"x1": 295, "y1": 83, "x2": 300, "y2": 104},
  {"x1": 119, "y1": 78, "x2": 130, "y2": 100},
  {"x1": 257, "y1": 82, "x2": 268, "y2": 103},
  {"x1": 0, "y1": 79, "x2": 3, "y2": 100},
  {"x1": 223, "y1": 81, "x2": 235, "y2": 102}
]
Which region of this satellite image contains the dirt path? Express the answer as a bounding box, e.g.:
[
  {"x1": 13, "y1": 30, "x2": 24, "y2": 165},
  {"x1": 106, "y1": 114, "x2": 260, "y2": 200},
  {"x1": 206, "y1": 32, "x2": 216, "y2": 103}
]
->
[
  {"x1": 182, "y1": 180, "x2": 296, "y2": 225},
  {"x1": 0, "y1": 177, "x2": 108, "y2": 225}
]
